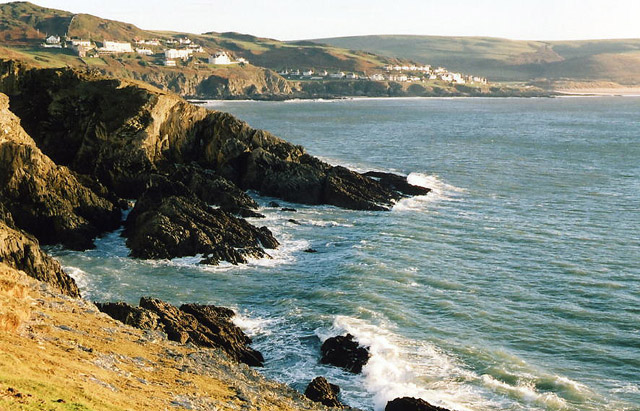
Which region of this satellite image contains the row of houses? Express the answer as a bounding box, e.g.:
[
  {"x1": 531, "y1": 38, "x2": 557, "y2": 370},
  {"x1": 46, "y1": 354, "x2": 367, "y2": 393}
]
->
[{"x1": 42, "y1": 35, "x2": 249, "y2": 67}]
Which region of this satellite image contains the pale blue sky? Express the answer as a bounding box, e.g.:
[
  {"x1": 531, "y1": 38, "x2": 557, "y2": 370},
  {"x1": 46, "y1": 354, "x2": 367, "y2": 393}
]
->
[{"x1": 9, "y1": 0, "x2": 640, "y2": 41}]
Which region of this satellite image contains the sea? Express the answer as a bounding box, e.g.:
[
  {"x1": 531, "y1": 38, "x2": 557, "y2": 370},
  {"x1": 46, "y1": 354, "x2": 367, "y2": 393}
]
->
[{"x1": 51, "y1": 97, "x2": 640, "y2": 411}]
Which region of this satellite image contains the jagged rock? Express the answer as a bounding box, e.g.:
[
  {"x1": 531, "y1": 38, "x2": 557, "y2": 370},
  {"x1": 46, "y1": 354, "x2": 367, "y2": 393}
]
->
[
  {"x1": 180, "y1": 303, "x2": 264, "y2": 367},
  {"x1": 94, "y1": 302, "x2": 161, "y2": 330},
  {"x1": 0, "y1": 92, "x2": 121, "y2": 250},
  {"x1": 385, "y1": 397, "x2": 451, "y2": 411},
  {"x1": 320, "y1": 334, "x2": 370, "y2": 374},
  {"x1": 288, "y1": 219, "x2": 301, "y2": 225},
  {"x1": 0, "y1": 212, "x2": 79, "y2": 297},
  {"x1": 303, "y1": 248, "x2": 317, "y2": 253},
  {"x1": 222, "y1": 207, "x2": 265, "y2": 219},
  {"x1": 131, "y1": 297, "x2": 264, "y2": 366},
  {"x1": 123, "y1": 176, "x2": 278, "y2": 264},
  {"x1": 304, "y1": 377, "x2": 343, "y2": 408},
  {"x1": 164, "y1": 163, "x2": 258, "y2": 210},
  {"x1": 268, "y1": 201, "x2": 280, "y2": 208},
  {"x1": 281, "y1": 208, "x2": 297, "y2": 212},
  {"x1": 1, "y1": 65, "x2": 410, "y2": 210},
  {"x1": 364, "y1": 171, "x2": 431, "y2": 196}
]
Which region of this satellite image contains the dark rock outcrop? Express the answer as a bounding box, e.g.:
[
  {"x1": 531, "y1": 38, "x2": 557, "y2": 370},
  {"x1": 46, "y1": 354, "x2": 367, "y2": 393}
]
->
[
  {"x1": 304, "y1": 377, "x2": 344, "y2": 408},
  {"x1": 0, "y1": 64, "x2": 414, "y2": 210},
  {"x1": 96, "y1": 298, "x2": 264, "y2": 367},
  {"x1": 320, "y1": 334, "x2": 370, "y2": 374},
  {"x1": 123, "y1": 176, "x2": 278, "y2": 264},
  {"x1": 385, "y1": 397, "x2": 452, "y2": 411},
  {"x1": 0, "y1": 92, "x2": 121, "y2": 250},
  {"x1": 364, "y1": 171, "x2": 431, "y2": 197},
  {"x1": 0, "y1": 209, "x2": 79, "y2": 297}
]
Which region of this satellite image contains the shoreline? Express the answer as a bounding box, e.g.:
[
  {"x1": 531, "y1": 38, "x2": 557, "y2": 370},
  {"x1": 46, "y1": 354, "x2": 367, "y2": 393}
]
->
[{"x1": 554, "y1": 87, "x2": 640, "y2": 96}]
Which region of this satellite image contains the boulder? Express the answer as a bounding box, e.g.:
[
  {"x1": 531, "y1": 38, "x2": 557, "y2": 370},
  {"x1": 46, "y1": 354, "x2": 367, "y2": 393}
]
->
[
  {"x1": 385, "y1": 397, "x2": 451, "y2": 411},
  {"x1": 320, "y1": 334, "x2": 370, "y2": 374},
  {"x1": 123, "y1": 176, "x2": 278, "y2": 265},
  {"x1": 324, "y1": 166, "x2": 401, "y2": 211},
  {"x1": 364, "y1": 171, "x2": 431, "y2": 196},
  {"x1": 0, "y1": 92, "x2": 121, "y2": 250},
  {"x1": 304, "y1": 377, "x2": 343, "y2": 408}
]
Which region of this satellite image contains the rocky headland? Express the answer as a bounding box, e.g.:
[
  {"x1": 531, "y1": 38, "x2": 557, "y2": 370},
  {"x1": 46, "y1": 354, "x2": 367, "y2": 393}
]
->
[{"x1": 0, "y1": 59, "x2": 449, "y2": 410}]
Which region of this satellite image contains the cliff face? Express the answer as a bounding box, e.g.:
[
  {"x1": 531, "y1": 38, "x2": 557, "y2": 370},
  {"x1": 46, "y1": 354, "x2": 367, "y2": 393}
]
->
[
  {"x1": 0, "y1": 62, "x2": 403, "y2": 210},
  {"x1": 0, "y1": 92, "x2": 121, "y2": 249}
]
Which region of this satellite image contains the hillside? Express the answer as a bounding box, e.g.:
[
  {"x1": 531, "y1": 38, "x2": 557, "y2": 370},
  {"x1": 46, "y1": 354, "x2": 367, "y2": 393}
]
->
[{"x1": 311, "y1": 35, "x2": 640, "y2": 85}]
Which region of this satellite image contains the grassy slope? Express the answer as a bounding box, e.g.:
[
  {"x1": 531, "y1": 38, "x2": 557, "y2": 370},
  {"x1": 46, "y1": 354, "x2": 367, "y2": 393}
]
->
[{"x1": 312, "y1": 35, "x2": 640, "y2": 84}]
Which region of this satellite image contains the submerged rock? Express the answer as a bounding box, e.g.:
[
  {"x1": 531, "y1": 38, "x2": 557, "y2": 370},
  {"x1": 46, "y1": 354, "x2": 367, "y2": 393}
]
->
[
  {"x1": 320, "y1": 333, "x2": 370, "y2": 374},
  {"x1": 305, "y1": 377, "x2": 343, "y2": 408},
  {"x1": 385, "y1": 397, "x2": 451, "y2": 411},
  {"x1": 123, "y1": 176, "x2": 278, "y2": 265},
  {"x1": 96, "y1": 298, "x2": 264, "y2": 367}
]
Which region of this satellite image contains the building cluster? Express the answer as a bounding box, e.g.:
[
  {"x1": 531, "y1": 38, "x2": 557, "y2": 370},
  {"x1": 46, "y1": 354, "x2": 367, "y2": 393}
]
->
[
  {"x1": 278, "y1": 66, "x2": 487, "y2": 85},
  {"x1": 40, "y1": 35, "x2": 248, "y2": 67}
]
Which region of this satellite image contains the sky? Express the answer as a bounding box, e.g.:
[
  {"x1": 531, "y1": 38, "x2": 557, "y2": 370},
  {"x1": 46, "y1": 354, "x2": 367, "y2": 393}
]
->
[{"x1": 7, "y1": 0, "x2": 640, "y2": 41}]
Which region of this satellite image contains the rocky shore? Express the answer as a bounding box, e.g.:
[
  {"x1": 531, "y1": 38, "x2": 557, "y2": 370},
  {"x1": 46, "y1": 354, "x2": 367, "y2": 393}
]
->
[{"x1": 0, "y1": 59, "x2": 451, "y2": 410}]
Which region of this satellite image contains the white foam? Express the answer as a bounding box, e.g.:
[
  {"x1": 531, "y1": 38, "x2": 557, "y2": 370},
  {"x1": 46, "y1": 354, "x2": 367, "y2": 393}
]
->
[
  {"x1": 480, "y1": 374, "x2": 568, "y2": 409},
  {"x1": 233, "y1": 312, "x2": 277, "y2": 337},
  {"x1": 393, "y1": 173, "x2": 465, "y2": 212},
  {"x1": 63, "y1": 266, "x2": 91, "y2": 291},
  {"x1": 319, "y1": 316, "x2": 486, "y2": 411}
]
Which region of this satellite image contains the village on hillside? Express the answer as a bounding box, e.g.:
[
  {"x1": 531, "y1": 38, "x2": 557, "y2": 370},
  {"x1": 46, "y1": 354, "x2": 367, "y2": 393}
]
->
[{"x1": 41, "y1": 34, "x2": 488, "y2": 85}]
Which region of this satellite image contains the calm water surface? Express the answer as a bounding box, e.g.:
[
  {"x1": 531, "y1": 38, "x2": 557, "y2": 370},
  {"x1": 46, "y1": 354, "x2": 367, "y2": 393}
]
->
[{"x1": 53, "y1": 97, "x2": 640, "y2": 411}]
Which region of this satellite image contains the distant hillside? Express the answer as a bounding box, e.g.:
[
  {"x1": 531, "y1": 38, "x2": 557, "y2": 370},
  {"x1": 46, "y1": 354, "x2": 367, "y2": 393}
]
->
[{"x1": 311, "y1": 35, "x2": 640, "y2": 85}]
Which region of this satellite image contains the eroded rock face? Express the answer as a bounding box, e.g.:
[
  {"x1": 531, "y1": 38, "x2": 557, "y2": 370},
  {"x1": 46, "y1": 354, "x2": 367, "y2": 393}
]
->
[
  {"x1": 123, "y1": 176, "x2": 278, "y2": 264},
  {"x1": 94, "y1": 301, "x2": 162, "y2": 330},
  {"x1": 304, "y1": 377, "x2": 344, "y2": 408},
  {"x1": 0, "y1": 92, "x2": 121, "y2": 250},
  {"x1": 385, "y1": 397, "x2": 452, "y2": 411},
  {"x1": 320, "y1": 334, "x2": 370, "y2": 374},
  {"x1": 1, "y1": 65, "x2": 415, "y2": 210},
  {"x1": 0, "y1": 209, "x2": 79, "y2": 297},
  {"x1": 364, "y1": 171, "x2": 431, "y2": 197},
  {"x1": 119, "y1": 298, "x2": 264, "y2": 366}
]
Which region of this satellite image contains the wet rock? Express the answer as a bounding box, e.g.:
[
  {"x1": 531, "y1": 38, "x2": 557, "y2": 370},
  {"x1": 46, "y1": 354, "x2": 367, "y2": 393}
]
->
[
  {"x1": 288, "y1": 219, "x2": 301, "y2": 225},
  {"x1": 123, "y1": 176, "x2": 278, "y2": 265},
  {"x1": 305, "y1": 377, "x2": 343, "y2": 408},
  {"x1": 364, "y1": 171, "x2": 431, "y2": 197},
  {"x1": 303, "y1": 248, "x2": 317, "y2": 253},
  {"x1": 320, "y1": 334, "x2": 370, "y2": 374},
  {"x1": 323, "y1": 166, "x2": 401, "y2": 211},
  {"x1": 385, "y1": 397, "x2": 451, "y2": 411},
  {"x1": 281, "y1": 207, "x2": 297, "y2": 212},
  {"x1": 268, "y1": 201, "x2": 281, "y2": 208},
  {"x1": 180, "y1": 303, "x2": 264, "y2": 367},
  {"x1": 222, "y1": 206, "x2": 265, "y2": 219}
]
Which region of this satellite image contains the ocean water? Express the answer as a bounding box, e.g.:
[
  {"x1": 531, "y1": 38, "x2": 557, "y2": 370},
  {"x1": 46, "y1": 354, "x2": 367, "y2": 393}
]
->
[{"x1": 52, "y1": 97, "x2": 640, "y2": 411}]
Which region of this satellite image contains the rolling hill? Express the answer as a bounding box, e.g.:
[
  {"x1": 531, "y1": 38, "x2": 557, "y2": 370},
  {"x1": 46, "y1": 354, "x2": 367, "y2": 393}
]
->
[{"x1": 311, "y1": 35, "x2": 640, "y2": 85}]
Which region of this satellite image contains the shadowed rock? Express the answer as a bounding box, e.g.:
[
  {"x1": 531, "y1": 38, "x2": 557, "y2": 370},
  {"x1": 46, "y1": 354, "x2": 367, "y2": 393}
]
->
[
  {"x1": 123, "y1": 176, "x2": 278, "y2": 265},
  {"x1": 0, "y1": 92, "x2": 121, "y2": 250},
  {"x1": 305, "y1": 377, "x2": 344, "y2": 408},
  {"x1": 320, "y1": 334, "x2": 370, "y2": 374},
  {"x1": 364, "y1": 171, "x2": 431, "y2": 196},
  {"x1": 94, "y1": 302, "x2": 162, "y2": 330},
  {"x1": 385, "y1": 397, "x2": 452, "y2": 411}
]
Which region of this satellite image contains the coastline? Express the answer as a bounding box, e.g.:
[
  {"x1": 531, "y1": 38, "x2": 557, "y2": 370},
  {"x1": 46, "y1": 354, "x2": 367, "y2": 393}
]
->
[{"x1": 554, "y1": 87, "x2": 640, "y2": 96}]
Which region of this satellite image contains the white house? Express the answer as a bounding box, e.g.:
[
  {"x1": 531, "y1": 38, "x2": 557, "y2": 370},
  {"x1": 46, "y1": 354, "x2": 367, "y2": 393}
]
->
[
  {"x1": 237, "y1": 57, "x2": 249, "y2": 64},
  {"x1": 164, "y1": 59, "x2": 177, "y2": 67},
  {"x1": 345, "y1": 73, "x2": 359, "y2": 79},
  {"x1": 165, "y1": 49, "x2": 192, "y2": 60},
  {"x1": 371, "y1": 73, "x2": 385, "y2": 81},
  {"x1": 100, "y1": 40, "x2": 133, "y2": 53},
  {"x1": 303, "y1": 69, "x2": 314, "y2": 76},
  {"x1": 70, "y1": 39, "x2": 91, "y2": 48},
  {"x1": 136, "y1": 48, "x2": 154, "y2": 56},
  {"x1": 329, "y1": 72, "x2": 345, "y2": 79},
  {"x1": 208, "y1": 51, "x2": 234, "y2": 65}
]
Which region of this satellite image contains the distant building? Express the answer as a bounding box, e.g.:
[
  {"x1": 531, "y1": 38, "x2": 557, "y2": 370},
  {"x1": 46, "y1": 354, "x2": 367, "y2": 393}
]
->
[
  {"x1": 100, "y1": 40, "x2": 133, "y2": 53},
  {"x1": 303, "y1": 69, "x2": 314, "y2": 76},
  {"x1": 165, "y1": 49, "x2": 192, "y2": 60},
  {"x1": 42, "y1": 35, "x2": 62, "y2": 48},
  {"x1": 329, "y1": 72, "x2": 345, "y2": 79},
  {"x1": 135, "y1": 39, "x2": 161, "y2": 46},
  {"x1": 164, "y1": 59, "x2": 177, "y2": 67},
  {"x1": 237, "y1": 57, "x2": 249, "y2": 64},
  {"x1": 371, "y1": 73, "x2": 385, "y2": 81},
  {"x1": 136, "y1": 48, "x2": 154, "y2": 56},
  {"x1": 345, "y1": 73, "x2": 359, "y2": 79},
  {"x1": 70, "y1": 39, "x2": 92, "y2": 48},
  {"x1": 208, "y1": 51, "x2": 234, "y2": 65}
]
